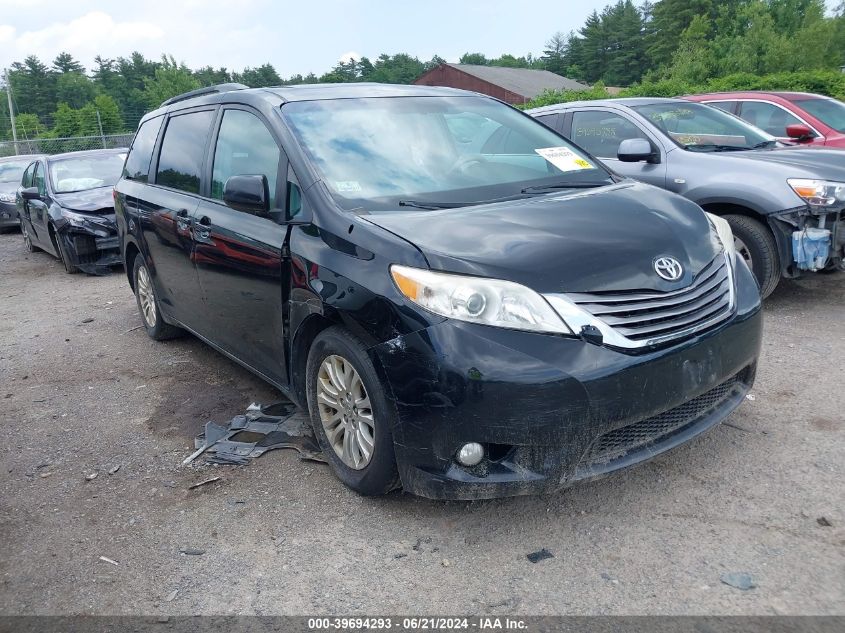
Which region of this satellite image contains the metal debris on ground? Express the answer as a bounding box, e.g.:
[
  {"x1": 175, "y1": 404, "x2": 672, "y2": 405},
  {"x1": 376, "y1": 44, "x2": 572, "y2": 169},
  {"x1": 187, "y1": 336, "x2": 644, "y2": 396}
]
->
[
  {"x1": 182, "y1": 400, "x2": 325, "y2": 467},
  {"x1": 188, "y1": 476, "x2": 220, "y2": 490},
  {"x1": 526, "y1": 548, "x2": 554, "y2": 563},
  {"x1": 99, "y1": 556, "x2": 119, "y2": 566},
  {"x1": 179, "y1": 548, "x2": 205, "y2": 556}
]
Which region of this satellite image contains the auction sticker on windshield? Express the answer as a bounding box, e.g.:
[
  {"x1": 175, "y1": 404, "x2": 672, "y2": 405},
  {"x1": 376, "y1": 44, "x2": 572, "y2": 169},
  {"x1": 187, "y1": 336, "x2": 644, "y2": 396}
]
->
[{"x1": 535, "y1": 147, "x2": 594, "y2": 171}]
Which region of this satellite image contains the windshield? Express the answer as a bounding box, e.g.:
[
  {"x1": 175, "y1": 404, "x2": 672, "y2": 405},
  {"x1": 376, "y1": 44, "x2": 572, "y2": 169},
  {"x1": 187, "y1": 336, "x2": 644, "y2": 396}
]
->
[
  {"x1": 633, "y1": 102, "x2": 772, "y2": 151},
  {"x1": 281, "y1": 96, "x2": 612, "y2": 211},
  {"x1": 0, "y1": 160, "x2": 32, "y2": 184},
  {"x1": 49, "y1": 153, "x2": 126, "y2": 193},
  {"x1": 793, "y1": 98, "x2": 845, "y2": 133}
]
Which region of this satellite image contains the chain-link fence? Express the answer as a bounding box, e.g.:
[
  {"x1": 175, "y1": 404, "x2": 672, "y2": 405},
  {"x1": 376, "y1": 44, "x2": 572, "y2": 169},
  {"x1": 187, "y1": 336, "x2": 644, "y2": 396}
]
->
[{"x1": 0, "y1": 133, "x2": 133, "y2": 158}]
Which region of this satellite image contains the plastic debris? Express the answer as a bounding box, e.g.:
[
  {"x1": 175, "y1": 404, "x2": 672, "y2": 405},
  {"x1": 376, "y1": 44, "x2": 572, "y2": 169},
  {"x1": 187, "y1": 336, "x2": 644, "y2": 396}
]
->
[
  {"x1": 99, "y1": 556, "x2": 119, "y2": 566},
  {"x1": 179, "y1": 548, "x2": 205, "y2": 556},
  {"x1": 85, "y1": 472, "x2": 98, "y2": 481},
  {"x1": 720, "y1": 572, "x2": 756, "y2": 590},
  {"x1": 817, "y1": 517, "x2": 833, "y2": 527},
  {"x1": 183, "y1": 400, "x2": 324, "y2": 467},
  {"x1": 526, "y1": 548, "x2": 554, "y2": 563}
]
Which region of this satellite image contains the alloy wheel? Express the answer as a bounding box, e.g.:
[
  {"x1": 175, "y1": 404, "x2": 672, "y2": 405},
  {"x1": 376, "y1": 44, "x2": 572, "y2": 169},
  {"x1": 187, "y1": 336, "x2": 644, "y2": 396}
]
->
[
  {"x1": 734, "y1": 236, "x2": 753, "y2": 269},
  {"x1": 316, "y1": 354, "x2": 375, "y2": 470},
  {"x1": 136, "y1": 265, "x2": 157, "y2": 328}
]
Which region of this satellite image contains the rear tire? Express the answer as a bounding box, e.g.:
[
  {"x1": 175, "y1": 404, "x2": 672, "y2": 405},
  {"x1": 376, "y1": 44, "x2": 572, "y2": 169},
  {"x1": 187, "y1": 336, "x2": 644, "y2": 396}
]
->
[
  {"x1": 724, "y1": 214, "x2": 780, "y2": 299},
  {"x1": 306, "y1": 326, "x2": 400, "y2": 496},
  {"x1": 132, "y1": 253, "x2": 182, "y2": 341}
]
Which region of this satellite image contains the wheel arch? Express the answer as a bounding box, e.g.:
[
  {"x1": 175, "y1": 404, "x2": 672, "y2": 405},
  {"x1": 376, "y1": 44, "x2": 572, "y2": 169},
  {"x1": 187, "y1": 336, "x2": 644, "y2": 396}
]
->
[
  {"x1": 289, "y1": 312, "x2": 337, "y2": 407},
  {"x1": 124, "y1": 239, "x2": 141, "y2": 291}
]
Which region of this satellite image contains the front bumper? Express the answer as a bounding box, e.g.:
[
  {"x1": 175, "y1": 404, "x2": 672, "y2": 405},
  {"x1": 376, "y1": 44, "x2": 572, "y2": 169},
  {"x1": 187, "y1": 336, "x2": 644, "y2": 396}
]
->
[
  {"x1": 0, "y1": 201, "x2": 19, "y2": 228},
  {"x1": 56, "y1": 216, "x2": 121, "y2": 275},
  {"x1": 370, "y1": 259, "x2": 763, "y2": 500}
]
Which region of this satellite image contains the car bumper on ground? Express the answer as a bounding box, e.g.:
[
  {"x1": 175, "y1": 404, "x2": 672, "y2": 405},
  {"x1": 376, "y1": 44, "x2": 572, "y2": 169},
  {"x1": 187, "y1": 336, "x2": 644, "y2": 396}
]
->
[
  {"x1": 0, "y1": 201, "x2": 19, "y2": 228},
  {"x1": 370, "y1": 260, "x2": 763, "y2": 500}
]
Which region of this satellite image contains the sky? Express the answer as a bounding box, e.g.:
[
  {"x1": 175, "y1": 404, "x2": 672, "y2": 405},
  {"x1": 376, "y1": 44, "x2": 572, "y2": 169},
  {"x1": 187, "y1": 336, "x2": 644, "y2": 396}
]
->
[{"x1": 0, "y1": 0, "x2": 612, "y2": 77}]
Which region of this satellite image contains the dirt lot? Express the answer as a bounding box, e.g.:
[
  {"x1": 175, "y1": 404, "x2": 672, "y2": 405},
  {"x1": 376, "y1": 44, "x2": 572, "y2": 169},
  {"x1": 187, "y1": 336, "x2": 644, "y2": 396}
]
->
[{"x1": 0, "y1": 230, "x2": 843, "y2": 616}]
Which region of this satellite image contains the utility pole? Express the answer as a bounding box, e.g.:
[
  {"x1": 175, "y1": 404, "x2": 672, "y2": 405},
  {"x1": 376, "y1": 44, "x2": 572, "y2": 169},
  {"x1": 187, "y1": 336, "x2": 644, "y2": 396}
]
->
[
  {"x1": 4, "y1": 68, "x2": 18, "y2": 155},
  {"x1": 96, "y1": 110, "x2": 106, "y2": 148}
]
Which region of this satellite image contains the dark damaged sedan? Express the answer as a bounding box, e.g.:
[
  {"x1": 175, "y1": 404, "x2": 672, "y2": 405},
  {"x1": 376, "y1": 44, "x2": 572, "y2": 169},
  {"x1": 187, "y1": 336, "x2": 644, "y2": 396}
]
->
[
  {"x1": 114, "y1": 83, "x2": 762, "y2": 500},
  {"x1": 17, "y1": 149, "x2": 125, "y2": 274}
]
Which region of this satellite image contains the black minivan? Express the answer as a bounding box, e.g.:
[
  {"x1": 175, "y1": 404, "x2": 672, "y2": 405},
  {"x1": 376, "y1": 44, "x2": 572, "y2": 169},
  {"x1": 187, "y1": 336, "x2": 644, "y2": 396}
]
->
[{"x1": 114, "y1": 83, "x2": 763, "y2": 500}]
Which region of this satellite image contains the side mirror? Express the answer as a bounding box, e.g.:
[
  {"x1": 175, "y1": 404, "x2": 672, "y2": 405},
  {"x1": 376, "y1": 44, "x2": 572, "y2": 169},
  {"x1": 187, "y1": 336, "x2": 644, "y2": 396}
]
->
[
  {"x1": 617, "y1": 138, "x2": 658, "y2": 163},
  {"x1": 786, "y1": 124, "x2": 814, "y2": 141},
  {"x1": 20, "y1": 187, "x2": 40, "y2": 201},
  {"x1": 223, "y1": 175, "x2": 269, "y2": 215}
]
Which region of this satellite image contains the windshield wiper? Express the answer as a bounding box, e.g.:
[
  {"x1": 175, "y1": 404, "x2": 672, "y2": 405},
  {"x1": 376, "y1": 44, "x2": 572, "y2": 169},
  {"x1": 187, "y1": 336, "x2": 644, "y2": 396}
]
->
[
  {"x1": 750, "y1": 139, "x2": 780, "y2": 149},
  {"x1": 521, "y1": 181, "x2": 612, "y2": 194},
  {"x1": 398, "y1": 200, "x2": 471, "y2": 210},
  {"x1": 684, "y1": 144, "x2": 749, "y2": 152}
]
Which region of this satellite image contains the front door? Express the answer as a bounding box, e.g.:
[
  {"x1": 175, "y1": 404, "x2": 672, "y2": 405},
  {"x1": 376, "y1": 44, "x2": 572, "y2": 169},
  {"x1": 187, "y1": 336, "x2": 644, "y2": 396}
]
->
[
  {"x1": 568, "y1": 109, "x2": 667, "y2": 188},
  {"x1": 28, "y1": 161, "x2": 51, "y2": 250},
  {"x1": 193, "y1": 107, "x2": 287, "y2": 384},
  {"x1": 143, "y1": 108, "x2": 216, "y2": 326}
]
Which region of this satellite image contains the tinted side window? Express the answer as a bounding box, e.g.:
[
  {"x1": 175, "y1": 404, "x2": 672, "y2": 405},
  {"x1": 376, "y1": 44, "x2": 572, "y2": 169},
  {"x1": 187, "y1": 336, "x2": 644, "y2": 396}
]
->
[
  {"x1": 739, "y1": 101, "x2": 801, "y2": 136},
  {"x1": 33, "y1": 162, "x2": 46, "y2": 195},
  {"x1": 571, "y1": 110, "x2": 648, "y2": 158},
  {"x1": 156, "y1": 110, "x2": 215, "y2": 194},
  {"x1": 21, "y1": 164, "x2": 34, "y2": 188},
  {"x1": 211, "y1": 109, "x2": 280, "y2": 209},
  {"x1": 535, "y1": 113, "x2": 562, "y2": 131},
  {"x1": 707, "y1": 101, "x2": 738, "y2": 114},
  {"x1": 124, "y1": 116, "x2": 163, "y2": 182}
]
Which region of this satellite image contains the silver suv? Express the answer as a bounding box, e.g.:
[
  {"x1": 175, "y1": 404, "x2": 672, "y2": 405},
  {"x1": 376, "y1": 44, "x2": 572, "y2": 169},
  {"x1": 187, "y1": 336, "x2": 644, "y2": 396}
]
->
[{"x1": 530, "y1": 98, "x2": 845, "y2": 297}]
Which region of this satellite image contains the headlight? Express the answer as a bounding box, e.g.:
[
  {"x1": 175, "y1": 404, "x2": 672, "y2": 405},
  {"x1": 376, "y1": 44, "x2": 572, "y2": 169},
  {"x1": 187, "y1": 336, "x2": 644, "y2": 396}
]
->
[
  {"x1": 0, "y1": 192, "x2": 15, "y2": 203},
  {"x1": 705, "y1": 212, "x2": 737, "y2": 261},
  {"x1": 60, "y1": 209, "x2": 88, "y2": 227},
  {"x1": 390, "y1": 265, "x2": 573, "y2": 335},
  {"x1": 787, "y1": 179, "x2": 845, "y2": 207}
]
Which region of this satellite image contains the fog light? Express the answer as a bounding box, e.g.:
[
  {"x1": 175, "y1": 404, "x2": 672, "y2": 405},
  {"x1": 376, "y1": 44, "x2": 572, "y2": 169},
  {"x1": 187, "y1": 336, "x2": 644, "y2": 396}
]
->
[{"x1": 457, "y1": 442, "x2": 484, "y2": 466}]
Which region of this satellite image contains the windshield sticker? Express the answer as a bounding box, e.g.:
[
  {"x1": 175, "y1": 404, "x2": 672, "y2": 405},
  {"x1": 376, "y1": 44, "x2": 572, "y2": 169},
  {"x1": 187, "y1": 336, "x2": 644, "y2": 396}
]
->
[
  {"x1": 334, "y1": 181, "x2": 362, "y2": 194},
  {"x1": 535, "y1": 147, "x2": 594, "y2": 171}
]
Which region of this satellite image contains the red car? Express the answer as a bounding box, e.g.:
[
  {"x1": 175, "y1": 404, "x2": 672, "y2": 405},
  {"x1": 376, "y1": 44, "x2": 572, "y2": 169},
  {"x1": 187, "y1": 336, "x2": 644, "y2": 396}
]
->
[{"x1": 685, "y1": 91, "x2": 845, "y2": 148}]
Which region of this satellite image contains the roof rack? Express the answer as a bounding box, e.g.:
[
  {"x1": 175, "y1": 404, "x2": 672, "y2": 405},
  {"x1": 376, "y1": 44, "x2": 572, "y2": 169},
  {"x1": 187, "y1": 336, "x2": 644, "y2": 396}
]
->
[{"x1": 160, "y1": 83, "x2": 249, "y2": 107}]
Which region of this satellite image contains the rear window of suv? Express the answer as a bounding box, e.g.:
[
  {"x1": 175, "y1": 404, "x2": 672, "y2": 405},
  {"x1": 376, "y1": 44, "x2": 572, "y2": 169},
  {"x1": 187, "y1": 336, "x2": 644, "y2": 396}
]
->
[{"x1": 124, "y1": 116, "x2": 163, "y2": 182}]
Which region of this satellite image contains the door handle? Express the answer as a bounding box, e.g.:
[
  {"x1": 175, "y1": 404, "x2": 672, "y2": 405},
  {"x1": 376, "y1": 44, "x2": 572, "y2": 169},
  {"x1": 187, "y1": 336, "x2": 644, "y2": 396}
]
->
[{"x1": 195, "y1": 215, "x2": 211, "y2": 240}]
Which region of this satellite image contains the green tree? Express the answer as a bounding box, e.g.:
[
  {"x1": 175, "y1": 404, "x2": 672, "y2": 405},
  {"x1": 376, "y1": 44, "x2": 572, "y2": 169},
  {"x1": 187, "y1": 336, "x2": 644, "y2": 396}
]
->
[
  {"x1": 55, "y1": 73, "x2": 96, "y2": 109},
  {"x1": 194, "y1": 66, "x2": 232, "y2": 86},
  {"x1": 236, "y1": 63, "x2": 281, "y2": 87},
  {"x1": 8, "y1": 56, "x2": 56, "y2": 120},
  {"x1": 52, "y1": 52, "x2": 85, "y2": 74},
  {"x1": 142, "y1": 56, "x2": 199, "y2": 109},
  {"x1": 459, "y1": 53, "x2": 488, "y2": 65},
  {"x1": 14, "y1": 113, "x2": 46, "y2": 139},
  {"x1": 543, "y1": 32, "x2": 569, "y2": 74},
  {"x1": 52, "y1": 103, "x2": 80, "y2": 137},
  {"x1": 646, "y1": 0, "x2": 712, "y2": 69}
]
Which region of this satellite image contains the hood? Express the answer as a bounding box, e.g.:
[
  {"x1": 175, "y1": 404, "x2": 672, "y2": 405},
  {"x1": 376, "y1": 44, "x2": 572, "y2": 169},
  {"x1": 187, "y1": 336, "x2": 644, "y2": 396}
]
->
[
  {"x1": 53, "y1": 186, "x2": 115, "y2": 213},
  {"x1": 364, "y1": 182, "x2": 720, "y2": 294},
  {"x1": 713, "y1": 147, "x2": 845, "y2": 181},
  {"x1": 0, "y1": 182, "x2": 19, "y2": 196}
]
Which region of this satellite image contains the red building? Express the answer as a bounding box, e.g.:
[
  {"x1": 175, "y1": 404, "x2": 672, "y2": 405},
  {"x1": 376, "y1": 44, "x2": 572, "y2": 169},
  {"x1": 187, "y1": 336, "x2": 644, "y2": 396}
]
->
[{"x1": 414, "y1": 63, "x2": 589, "y2": 105}]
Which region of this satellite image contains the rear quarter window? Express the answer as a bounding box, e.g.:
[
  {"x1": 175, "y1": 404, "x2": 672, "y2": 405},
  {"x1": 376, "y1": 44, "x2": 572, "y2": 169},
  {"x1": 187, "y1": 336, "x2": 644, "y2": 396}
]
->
[
  {"x1": 124, "y1": 116, "x2": 163, "y2": 182},
  {"x1": 155, "y1": 110, "x2": 216, "y2": 194}
]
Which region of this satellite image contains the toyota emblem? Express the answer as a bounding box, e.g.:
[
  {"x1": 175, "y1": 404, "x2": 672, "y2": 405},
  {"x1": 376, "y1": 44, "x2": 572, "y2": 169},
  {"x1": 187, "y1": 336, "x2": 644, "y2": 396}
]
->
[{"x1": 654, "y1": 256, "x2": 684, "y2": 281}]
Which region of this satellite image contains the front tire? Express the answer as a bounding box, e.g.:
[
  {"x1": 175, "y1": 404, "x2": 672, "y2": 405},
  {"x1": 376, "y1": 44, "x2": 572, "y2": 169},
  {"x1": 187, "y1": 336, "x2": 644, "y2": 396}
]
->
[
  {"x1": 22, "y1": 223, "x2": 39, "y2": 252},
  {"x1": 306, "y1": 326, "x2": 400, "y2": 496},
  {"x1": 132, "y1": 253, "x2": 182, "y2": 341},
  {"x1": 724, "y1": 214, "x2": 780, "y2": 299}
]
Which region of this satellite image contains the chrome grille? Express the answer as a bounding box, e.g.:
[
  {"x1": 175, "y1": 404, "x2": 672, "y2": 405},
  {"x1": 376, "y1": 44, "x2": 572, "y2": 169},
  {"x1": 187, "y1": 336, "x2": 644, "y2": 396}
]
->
[{"x1": 566, "y1": 254, "x2": 734, "y2": 343}]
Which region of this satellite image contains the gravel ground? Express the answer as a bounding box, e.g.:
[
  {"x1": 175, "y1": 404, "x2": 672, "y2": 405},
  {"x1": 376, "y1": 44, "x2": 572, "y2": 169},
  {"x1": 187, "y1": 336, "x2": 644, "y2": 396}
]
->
[{"x1": 0, "y1": 230, "x2": 843, "y2": 616}]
